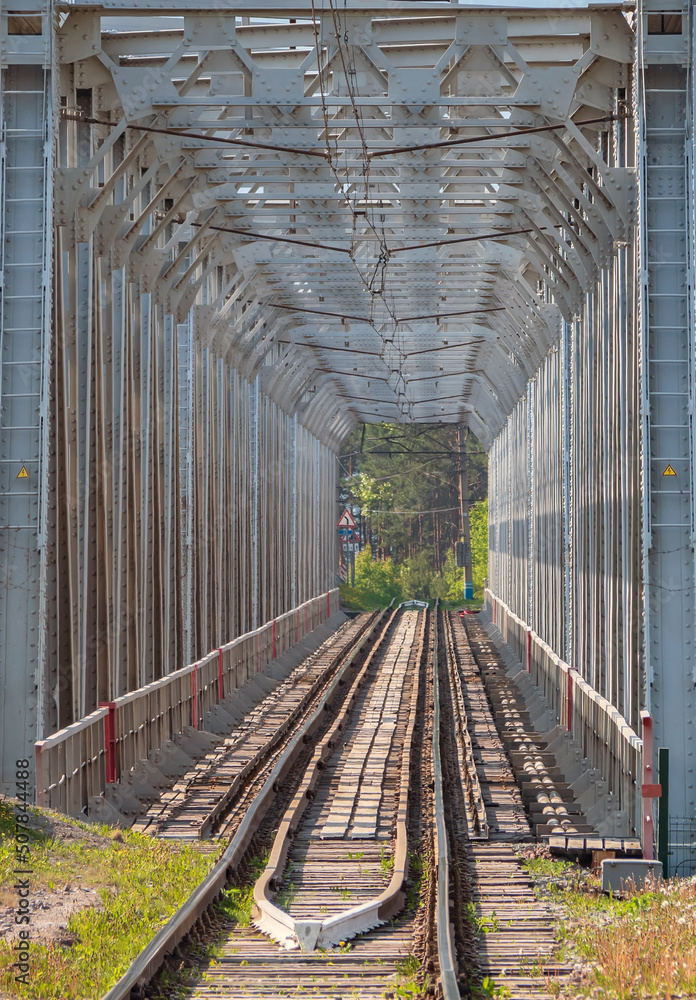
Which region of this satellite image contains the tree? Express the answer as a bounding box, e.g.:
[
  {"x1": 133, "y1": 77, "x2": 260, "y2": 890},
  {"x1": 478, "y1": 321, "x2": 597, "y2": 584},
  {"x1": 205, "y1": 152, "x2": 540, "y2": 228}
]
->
[
  {"x1": 443, "y1": 548, "x2": 463, "y2": 602},
  {"x1": 340, "y1": 423, "x2": 487, "y2": 566},
  {"x1": 469, "y1": 499, "x2": 489, "y2": 598},
  {"x1": 350, "y1": 549, "x2": 402, "y2": 607},
  {"x1": 338, "y1": 423, "x2": 489, "y2": 610}
]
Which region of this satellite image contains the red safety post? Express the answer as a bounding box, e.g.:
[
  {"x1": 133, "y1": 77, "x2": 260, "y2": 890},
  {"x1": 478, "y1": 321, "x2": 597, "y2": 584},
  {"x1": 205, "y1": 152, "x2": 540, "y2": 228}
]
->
[
  {"x1": 217, "y1": 649, "x2": 224, "y2": 700},
  {"x1": 640, "y1": 710, "x2": 661, "y2": 860},
  {"x1": 98, "y1": 701, "x2": 118, "y2": 784},
  {"x1": 566, "y1": 668, "x2": 574, "y2": 733},
  {"x1": 272, "y1": 619, "x2": 277, "y2": 659},
  {"x1": 526, "y1": 627, "x2": 532, "y2": 673},
  {"x1": 192, "y1": 664, "x2": 198, "y2": 730}
]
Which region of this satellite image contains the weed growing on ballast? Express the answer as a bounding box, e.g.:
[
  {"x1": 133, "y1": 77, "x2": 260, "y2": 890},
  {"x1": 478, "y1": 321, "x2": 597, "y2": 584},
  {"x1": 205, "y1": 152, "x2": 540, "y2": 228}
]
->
[
  {"x1": 522, "y1": 853, "x2": 696, "y2": 999},
  {"x1": 475, "y1": 975, "x2": 511, "y2": 999},
  {"x1": 404, "y1": 850, "x2": 428, "y2": 911},
  {"x1": 216, "y1": 853, "x2": 267, "y2": 927},
  {"x1": 276, "y1": 881, "x2": 297, "y2": 909},
  {"x1": 464, "y1": 902, "x2": 500, "y2": 934},
  {"x1": 391, "y1": 953, "x2": 429, "y2": 999},
  {"x1": 379, "y1": 844, "x2": 394, "y2": 876},
  {"x1": 330, "y1": 885, "x2": 352, "y2": 900},
  {"x1": 347, "y1": 849, "x2": 365, "y2": 874}
]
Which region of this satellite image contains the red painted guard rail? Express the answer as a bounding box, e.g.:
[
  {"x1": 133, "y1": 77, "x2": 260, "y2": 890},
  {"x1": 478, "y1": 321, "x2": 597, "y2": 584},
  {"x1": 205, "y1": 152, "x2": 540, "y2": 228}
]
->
[
  {"x1": 483, "y1": 588, "x2": 643, "y2": 842},
  {"x1": 35, "y1": 589, "x2": 340, "y2": 815}
]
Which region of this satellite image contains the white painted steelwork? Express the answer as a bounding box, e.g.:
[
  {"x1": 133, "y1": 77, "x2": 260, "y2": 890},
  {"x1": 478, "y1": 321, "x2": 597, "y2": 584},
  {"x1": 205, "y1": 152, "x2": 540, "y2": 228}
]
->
[
  {"x1": 485, "y1": 589, "x2": 643, "y2": 836},
  {"x1": 7, "y1": 0, "x2": 693, "y2": 835},
  {"x1": 488, "y1": 247, "x2": 642, "y2": 729},
  {"x1": 35, "y1": 589, "x2": 339, "y2": 816},
  {"x1": 0, "y1": 8, "x2": 55, "y2": 786},
  {"x1": 638, "y1": 1, "x2": 695, "y2": 820}
]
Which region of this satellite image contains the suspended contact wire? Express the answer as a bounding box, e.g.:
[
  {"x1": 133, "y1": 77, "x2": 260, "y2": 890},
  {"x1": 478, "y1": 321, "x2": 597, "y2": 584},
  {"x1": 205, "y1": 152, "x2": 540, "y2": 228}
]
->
[{"x1": 308, "y1": 0, "x2": 413, "y2": 415}]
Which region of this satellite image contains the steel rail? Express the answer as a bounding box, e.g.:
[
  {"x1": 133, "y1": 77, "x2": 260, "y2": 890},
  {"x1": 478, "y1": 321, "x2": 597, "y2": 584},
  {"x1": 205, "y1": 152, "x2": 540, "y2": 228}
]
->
[
  {"x1": 252, "y1": 603, "x2": 424, "y2": 950},
  {"x1": 252, "y1": 604, "x2": 401, "y2": 949},
  {"x1": 443, "y1": 611, "x2": 489, "y2": 840},
  {"x1": 432, "y1": 603, "x2": 460, "y2": 1000},
  {"x1": 195, "y1": 610, "x2": 381, "y2": 839},
  {"x1": 99, "y1": 605, "x2": 394, "y2": 1000}
]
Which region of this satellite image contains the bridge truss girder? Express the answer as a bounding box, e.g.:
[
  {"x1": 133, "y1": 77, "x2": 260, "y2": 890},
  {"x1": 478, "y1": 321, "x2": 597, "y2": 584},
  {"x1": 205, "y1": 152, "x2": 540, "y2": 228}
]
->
[
  {"x1": 57, "y1": 1, "x2": 634, "y2": 442},
  {"x1": 0, "y1": 2, "x2": 641, "y2": 806}
]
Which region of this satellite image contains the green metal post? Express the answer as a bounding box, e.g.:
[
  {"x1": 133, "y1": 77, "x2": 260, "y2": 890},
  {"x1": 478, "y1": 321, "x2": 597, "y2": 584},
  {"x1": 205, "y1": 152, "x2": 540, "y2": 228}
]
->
[{"x1": 657, "y1": 747, "x2": 669, "y2": 876}]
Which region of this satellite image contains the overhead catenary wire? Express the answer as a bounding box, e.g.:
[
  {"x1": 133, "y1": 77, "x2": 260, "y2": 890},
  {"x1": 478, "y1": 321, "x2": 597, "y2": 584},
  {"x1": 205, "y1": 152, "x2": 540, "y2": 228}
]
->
[
  {"x1": 307, "y1": 0, "x2": 405, "y2": 384},
  {"x1": 271, "y1": 302, "x2": 504, "y2": 327},
  {"x1": 81, "y1": 12, "x2": 557, "y2": 423},
  {"x1": 388, "y1": 227, "x2": 535, "y2": 254},
  {"x1": 360, "y1": 506, "x2": 462, "y2": 515},
  {"x1": 60, "y1": 111, "x2": 330, "y2": 158},
  {"x1": 367, "y1": 113, "x2": 630, "y2": 158},
  {"x1": 194, "y1": 222, "x2": 353, "y2": 255},
  {"x1": 406, "y1": 342, "x2": 488, "y2": 358}
]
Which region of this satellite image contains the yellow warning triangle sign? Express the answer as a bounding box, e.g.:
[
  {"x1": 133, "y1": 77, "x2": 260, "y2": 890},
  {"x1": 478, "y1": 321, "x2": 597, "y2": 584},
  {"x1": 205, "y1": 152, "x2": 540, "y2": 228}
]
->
[
  {"x1": 662, "y1": 464, "x2": 677, "y2": 477},
  {"x1": 16, "y1": 466, "x2": 29, "y2": 479}
]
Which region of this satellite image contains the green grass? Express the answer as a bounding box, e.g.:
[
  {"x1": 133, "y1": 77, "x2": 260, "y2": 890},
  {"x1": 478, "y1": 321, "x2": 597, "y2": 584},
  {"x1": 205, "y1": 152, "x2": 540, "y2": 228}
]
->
[
  {"x1": 216, "y1": 885, "x2": 255, "y2": 928},
  {"x1": 339, "y1": 590, "x2": 483, "y2": 613},
  {"x1": 464, "y1": 902, "x2": 501, "y2": 934},
  {"x1": 0, "y1": 801, "x2": 214, "y2": 1000},
  {"x1": 215, "y1": 855, "x2": 267, "y2": 928},
  {"x1": 405, "y1": 850, "x2": 428, "y2": 911},
  {"x1": 391, "y1": 954, "x2": 429, "y2": 999},
  {"x1": 520, "y1": 853, "x2": 696, "y2": 999},
  {"x1": 378, "y1": 844, "x2": 393, "y2": 877}
]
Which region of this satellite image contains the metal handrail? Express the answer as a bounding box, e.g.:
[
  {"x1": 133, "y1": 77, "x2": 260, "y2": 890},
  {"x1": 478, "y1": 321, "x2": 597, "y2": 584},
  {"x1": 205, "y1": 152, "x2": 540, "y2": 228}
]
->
[{"x1": 100, "y1": 592, "x2": 348, "y2": 1000}]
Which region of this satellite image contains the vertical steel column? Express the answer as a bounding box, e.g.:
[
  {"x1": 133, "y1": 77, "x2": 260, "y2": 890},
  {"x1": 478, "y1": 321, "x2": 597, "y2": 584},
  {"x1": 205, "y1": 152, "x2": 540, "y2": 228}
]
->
[
  {"x1": 229, "y1": 368, "x2": 238, "y2": 637},
  {"x1": 0, "y1": 16, "x2": 53, "y2": 791},
  {"x1": 562, "y1": 319, "x2": 573, "y2": 665},
  {"x1": 526, "y1": 380, "x2": 535, "y2": 630},
  {"x1": 249, "y1": 375, "x2": 259, "y2": 629},
  {"x1": 178, "y1": 317, "x2": 194, "y2": 668},
  {"x1": 639, "y1": 3, "x2": 695, "y2": 819},
  {"x1": 290, "y1": 414, "x2": 298, "y2": 609}
]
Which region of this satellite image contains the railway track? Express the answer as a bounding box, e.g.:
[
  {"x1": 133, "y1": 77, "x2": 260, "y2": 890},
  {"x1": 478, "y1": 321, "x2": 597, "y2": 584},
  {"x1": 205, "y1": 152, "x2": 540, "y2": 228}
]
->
[
  {"x1": 103, "y1": 606, "x2": 570, "y2": 1000},
  {"x1": 452, "y1": 613, "x2": 571, "y2": 999},
  {"x1": 134, "y1": 611, "x2": 384, "y2": 842}
]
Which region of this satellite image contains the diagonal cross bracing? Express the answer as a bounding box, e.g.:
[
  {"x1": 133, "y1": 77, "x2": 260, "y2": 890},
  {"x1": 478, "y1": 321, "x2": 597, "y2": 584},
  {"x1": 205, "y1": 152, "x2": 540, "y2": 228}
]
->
[{"x1": 56, "y1": 1, "x2": 634, "y2": 445}]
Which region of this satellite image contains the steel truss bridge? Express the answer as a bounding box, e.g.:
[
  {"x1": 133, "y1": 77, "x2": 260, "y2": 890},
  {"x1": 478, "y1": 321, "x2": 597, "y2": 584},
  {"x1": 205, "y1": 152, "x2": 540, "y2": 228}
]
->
[{"x1": 0, "y1": 0, "x2": 694, "y2": 854}]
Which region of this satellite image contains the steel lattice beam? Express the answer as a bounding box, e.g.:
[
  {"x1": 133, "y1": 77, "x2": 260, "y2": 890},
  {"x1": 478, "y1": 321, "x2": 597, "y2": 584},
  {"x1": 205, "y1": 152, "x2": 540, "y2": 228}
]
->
[{"x1": 56, "y1": 1, "x2": 634, "y2": 444}]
